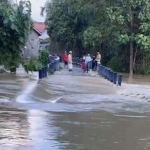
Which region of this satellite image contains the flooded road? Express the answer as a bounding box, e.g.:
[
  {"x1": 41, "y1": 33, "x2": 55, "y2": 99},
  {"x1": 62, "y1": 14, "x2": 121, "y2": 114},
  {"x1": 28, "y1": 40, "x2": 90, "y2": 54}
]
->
[{"x1": 1, "y1": 67, "x2": 150, "y2": 150}]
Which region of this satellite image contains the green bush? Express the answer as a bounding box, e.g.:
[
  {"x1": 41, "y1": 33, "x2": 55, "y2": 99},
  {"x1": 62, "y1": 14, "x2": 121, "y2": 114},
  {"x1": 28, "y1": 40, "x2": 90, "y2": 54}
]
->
[
  {"x1": 136, "y1": 60, "x2": 150, "y2": 75},
  {"x1": 107, "y1": 55, "x2": 129, "y2": 73},
  {"x1": 38, "y1": 50, "x2": 49, "y2": 67},
  {"x1": 10, "y1": 66, "x2": 17, "y2": 73},
  {"x1": 22, "y1": 59, "x2": 42, "y2": 74}
]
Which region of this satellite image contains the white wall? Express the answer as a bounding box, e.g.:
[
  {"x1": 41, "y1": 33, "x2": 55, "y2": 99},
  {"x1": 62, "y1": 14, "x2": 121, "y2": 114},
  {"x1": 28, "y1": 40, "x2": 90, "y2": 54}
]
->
[
  {"x1": 24, "y1": 30, "x2": 40, "y2": 58},
  {"x1": 39, "y1": 30, "x2": 49, "y2": 40}
]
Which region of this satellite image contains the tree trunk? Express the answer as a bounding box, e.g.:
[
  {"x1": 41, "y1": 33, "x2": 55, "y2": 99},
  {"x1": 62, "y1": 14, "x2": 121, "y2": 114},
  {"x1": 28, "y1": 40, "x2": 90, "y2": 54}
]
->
[
  {"x1": 129, "y1": 41, "x2": 133, "y2": 82},
  {"x1": 128, "y1": 12, "x2": 134, "y2": 83}
]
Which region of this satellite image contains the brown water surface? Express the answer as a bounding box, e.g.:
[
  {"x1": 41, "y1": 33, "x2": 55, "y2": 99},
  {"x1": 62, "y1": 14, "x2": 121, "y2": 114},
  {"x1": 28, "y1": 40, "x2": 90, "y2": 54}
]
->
[{"x1": 0, "y1": 67, "x2": 150, "y2": 150}]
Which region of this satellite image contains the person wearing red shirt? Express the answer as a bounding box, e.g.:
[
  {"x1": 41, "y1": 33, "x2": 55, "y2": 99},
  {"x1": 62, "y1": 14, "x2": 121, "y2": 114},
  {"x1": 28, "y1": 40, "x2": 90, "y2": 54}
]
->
[
  {"x1": 62, "y1": 51, "x2": 68, "y2": 68},
  {"x1": 81, "y1": 59, "x2": 86, "y2": 72}
]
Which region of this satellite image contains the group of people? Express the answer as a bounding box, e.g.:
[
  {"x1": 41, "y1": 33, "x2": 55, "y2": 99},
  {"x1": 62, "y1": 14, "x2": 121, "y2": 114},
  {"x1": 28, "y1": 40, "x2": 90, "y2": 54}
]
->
[
  {"x1": 62, "y1": 51, "x2": 73, "y2": 72},
  {"x1": 49, "y1": 54, "x2": 60, "y2": 63},
  {"x1": 62, "y1": 51, "x2": 101, "y2": 73},
  {"x1": 49, "y1": 54, "x2": 61, "y2": 70},
  {"x1": 81, "y1": 52, "x2": 101, "y2": 73}
]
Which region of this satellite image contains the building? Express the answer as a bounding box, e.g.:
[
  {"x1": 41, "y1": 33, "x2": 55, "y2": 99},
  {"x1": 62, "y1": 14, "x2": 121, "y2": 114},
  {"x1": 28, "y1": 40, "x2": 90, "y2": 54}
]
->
[
  {"x1": 39, "y1": 30, "x2": 50, "y2": 50},
  {"x1": 23, "y1": 22, "x2": 49, "y2": 58}
]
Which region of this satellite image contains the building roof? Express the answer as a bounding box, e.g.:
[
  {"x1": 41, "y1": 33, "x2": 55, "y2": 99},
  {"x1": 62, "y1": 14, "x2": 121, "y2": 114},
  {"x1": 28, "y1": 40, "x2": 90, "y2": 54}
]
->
[{"x1": 33, "y1": 22, "x2": 46, "y2": 34}]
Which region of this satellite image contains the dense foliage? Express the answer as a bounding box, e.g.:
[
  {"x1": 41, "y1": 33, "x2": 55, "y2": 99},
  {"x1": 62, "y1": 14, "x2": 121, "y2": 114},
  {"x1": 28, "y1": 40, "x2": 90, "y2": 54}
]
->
[
  {"x1": 22, "y1": 58, "x2": 42, "y2": 74},
  {"x1": 22, "y1": 50, "x2": 49, "y2": 74},
  {"x1": 38, "y1": 50, "x2": 49, "y2": 67},
  {"x1": 0, "y1": 0, "x2": 32, "y2": 72},
  {"x1": 45, "y1": 0, "x2": 150, "y2": 77}
]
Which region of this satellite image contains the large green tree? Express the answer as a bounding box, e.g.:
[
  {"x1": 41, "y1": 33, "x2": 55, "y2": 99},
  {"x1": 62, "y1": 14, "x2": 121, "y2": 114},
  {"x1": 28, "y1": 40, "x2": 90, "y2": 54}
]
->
[
  {"x1": 106, "y1": 0, "x2": 150, "y2": 80},
  {"x1": 0, "y1": 0, "x2": 32, "y2": 72},
  {"x1": 45, "y1": 0, "x2": 93, "y2": 54},
  {"x1": 45, "y1": 0, "x2": 150, "y2": 78}
]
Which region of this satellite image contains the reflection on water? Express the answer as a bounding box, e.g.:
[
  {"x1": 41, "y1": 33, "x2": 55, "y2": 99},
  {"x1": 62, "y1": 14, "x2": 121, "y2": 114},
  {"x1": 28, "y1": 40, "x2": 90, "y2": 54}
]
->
[
  {"x1": 123, "y1": 73, "x2": 150, "y2": 85},
  {"x1": 1, "y1": 68, "x2": 150, "y2": 150},
  {"x1": 1, "y1": 108, "x2": 150, "y2": 150},
  {"x1": 0, "y1": 108, "x2": 28, "y2": 150},
  {"x1": 27, "y1": 109, "x2": 65, "y2": 150}
]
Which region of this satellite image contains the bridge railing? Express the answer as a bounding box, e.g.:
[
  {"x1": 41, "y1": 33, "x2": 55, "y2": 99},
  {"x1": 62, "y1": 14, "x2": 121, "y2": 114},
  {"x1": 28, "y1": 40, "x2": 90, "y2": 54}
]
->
[
  {"x1": 73, "y1": 57, "x2": 82, "y2": 66},
  {"x1": 38, "y1": 60, "x2": 60, "y2": 79},
  {"x1": 73, "y1": 57, "x2": 122, "y2": 86}
]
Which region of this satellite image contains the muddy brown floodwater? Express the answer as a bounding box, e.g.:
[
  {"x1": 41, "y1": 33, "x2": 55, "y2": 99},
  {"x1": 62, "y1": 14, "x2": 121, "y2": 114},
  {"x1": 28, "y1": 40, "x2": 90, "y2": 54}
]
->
[{"x1": 1, "y1": 67, "x2": 150, "y2": 150}]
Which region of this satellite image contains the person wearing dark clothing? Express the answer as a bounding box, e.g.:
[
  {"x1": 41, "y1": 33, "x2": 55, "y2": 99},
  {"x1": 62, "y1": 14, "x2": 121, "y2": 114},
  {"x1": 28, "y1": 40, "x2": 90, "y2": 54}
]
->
[
  {"x1": 49, "y1": 55, "x2": 55, "y2": 64},
  {"x1": 59, "y1": 55, "x2": 62, "y2": 62},
  {"x1": 49, "y1": 55, "x2": 55, "y2": 73},
  {"x1": 92, "y1": 56, "x2": 96, "y2": 71}
]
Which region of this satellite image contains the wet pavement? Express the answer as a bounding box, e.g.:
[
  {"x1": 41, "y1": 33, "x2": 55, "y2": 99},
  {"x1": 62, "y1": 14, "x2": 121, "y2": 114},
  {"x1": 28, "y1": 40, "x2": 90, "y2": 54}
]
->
[{"x1": 1, "y1": 67, "x2": 150, "y2": 150}]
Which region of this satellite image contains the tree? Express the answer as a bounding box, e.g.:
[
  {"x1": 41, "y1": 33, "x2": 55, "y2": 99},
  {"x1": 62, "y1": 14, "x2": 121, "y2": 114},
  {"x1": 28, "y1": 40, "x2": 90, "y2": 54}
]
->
[
  {"x1": 38, "y1": 50, "x2": 49, "y2": 67},
  {"x1": 45, "y1": 0, "x2": 93, "y2": 55},
  {"x1": 45, "y1": 0, "x2": 150, "y2": 77},
  {"x1": 0, "y1": 0, "x2": 32, "y2": 72},
  {"x1": 106, "y1": 0, "x2": 150, "y2": 80}
]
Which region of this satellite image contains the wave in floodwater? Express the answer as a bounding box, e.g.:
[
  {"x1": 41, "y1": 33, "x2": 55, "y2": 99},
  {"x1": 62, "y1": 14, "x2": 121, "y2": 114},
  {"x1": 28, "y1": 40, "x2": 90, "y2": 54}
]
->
[
  {"x1": 8, "y1": 93, "x2": 150, "y2": 115},
  {"x1": 3, "y1": 72, "x2": 150, "y2": 114},
  {"x1": 32, "y1": 95, "x2": 63, "y2": 103},
  {"x1": 114, "y1": 114, "x2": 147, "y2": 118},
  {"x1": 45, "y1": 97, "x2": 62, "y2": 103},
  {"x1": 0, "y1": 96, "x2": 10, "y2": 104},
  {"x1": 10, "y1": 78, "x2": 150, "y2": 114},
  {"x1": 15, "y1": 81, "x2": 38, "y2": 104}
]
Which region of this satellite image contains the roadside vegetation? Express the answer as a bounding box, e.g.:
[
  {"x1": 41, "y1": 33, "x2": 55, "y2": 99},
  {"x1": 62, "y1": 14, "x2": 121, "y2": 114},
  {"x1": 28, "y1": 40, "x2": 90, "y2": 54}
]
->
[
  {"x1": 22, "y1": 50, "x2": 49, "y2": 74},
  {"x1": 43, "y1": 0, "x2": 150, "y2": 79},
  {"x1": 0, "y1": 0, "x2": 32, "y2": 73}
]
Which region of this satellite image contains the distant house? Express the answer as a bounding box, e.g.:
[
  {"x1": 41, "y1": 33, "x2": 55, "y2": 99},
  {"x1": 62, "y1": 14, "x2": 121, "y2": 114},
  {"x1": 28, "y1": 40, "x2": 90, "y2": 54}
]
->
[
  {"x1": 23, "y1": 22, "x2": 49, "y2": 58},
  {"x1": 39, "y1": 40, "x2": 50, "y2": 50},
  {"x1": 39, "y1": 30, "x2": 50, "y2": 50}
]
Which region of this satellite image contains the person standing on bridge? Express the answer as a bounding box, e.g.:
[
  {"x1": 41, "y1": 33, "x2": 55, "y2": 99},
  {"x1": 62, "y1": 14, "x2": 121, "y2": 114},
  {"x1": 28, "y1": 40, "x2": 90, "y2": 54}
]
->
[
  {"x1": 62, "y1": 51, "x2": 68, "y2": 69},
  {"x1": 92, "y1": 56, "x2": 96, "y2": 71},
  {"x1": 95, "y1": 52, "x2": 101, "y2": 71},
  {"x1": 68, "y1": 51, "x2": 73, "y2": 72},
  {"x1": 81, "y1": 59, "x2": 86, "y2": 72},
  {"x1": 82, "y1": 52, "x2": 86, "y2": 60},
  {"x1": 85, "y1": 54, "x2": 92, "y2": 73}
]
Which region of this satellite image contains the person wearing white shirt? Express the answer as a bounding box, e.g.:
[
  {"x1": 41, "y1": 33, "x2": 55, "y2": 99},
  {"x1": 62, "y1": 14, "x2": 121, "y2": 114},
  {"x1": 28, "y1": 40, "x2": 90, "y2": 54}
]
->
[
  {"x1": 68, "y1": 51, "x2": 73, "y2": 71},
  {"x1": 85, "y1": 54, "x2": 92, "y2": 73},
  {"x1": 82, "y1": 52, "x2": 86, "y2": 60},
  {"x1": 96, "y1": 52, "x2": 101, "y2": 71}
]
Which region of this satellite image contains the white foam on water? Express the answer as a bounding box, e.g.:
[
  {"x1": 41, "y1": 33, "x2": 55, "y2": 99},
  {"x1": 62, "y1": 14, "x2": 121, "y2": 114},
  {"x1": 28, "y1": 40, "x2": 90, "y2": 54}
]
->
[
  {"x1": 0, "y1": 97, "x2": 10, "y2": 103},
  {"x1": 15, "y1": 81, "x2": 38, "y2": 103},
  {"x1": 32, "y1": 96, "x2": 62, "y2": 103},
  {"x1": 115, "y1": 114, "x2": 147, "y2": 118},
  {"x1": 50, "y1": 97, "x2": 62, "y2": 103}
]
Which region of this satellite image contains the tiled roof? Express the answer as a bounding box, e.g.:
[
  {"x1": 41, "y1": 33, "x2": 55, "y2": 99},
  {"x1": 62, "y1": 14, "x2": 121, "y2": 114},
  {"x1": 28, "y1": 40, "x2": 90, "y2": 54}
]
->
[{"x1": 33, "y1": 22, "x2": 46, "y2": 34}]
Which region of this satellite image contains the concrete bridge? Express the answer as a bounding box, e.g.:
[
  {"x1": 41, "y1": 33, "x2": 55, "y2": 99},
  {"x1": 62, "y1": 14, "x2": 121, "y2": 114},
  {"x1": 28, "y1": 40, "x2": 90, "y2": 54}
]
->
[{"x1": 39, "y1": 64, "x2": 150, "y2": 103}]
